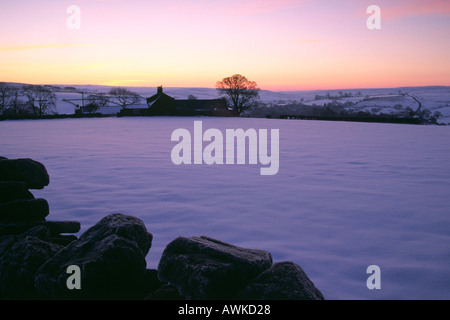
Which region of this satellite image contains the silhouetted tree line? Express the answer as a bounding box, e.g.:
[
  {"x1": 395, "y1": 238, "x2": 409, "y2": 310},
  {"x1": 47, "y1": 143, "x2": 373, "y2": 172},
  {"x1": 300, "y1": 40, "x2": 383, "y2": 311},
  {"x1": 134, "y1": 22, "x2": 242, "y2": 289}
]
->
[
  {"x1": 0, "y1": 83, "x2": 57, "y2": 117},
  {"x1": 314, "y1": 91, "x2": 361, "y2": 101},
  {"x1": 0, "y1": 83, "x2": 145, "y2": 117},
  {"x1": 245, "y1": 100, "x2": 442, "y2": 125},
  {"x1": 79, "y1": 88, "x2": 142, "y2": 115},
  {"x1": 1, "y1": 81, "x2": 443, "y2": 125}
]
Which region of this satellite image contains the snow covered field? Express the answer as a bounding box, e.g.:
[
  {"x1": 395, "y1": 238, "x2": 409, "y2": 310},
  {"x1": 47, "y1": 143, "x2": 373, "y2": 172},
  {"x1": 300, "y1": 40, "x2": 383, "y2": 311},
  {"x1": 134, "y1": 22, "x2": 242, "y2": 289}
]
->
[{"x1": 1, "y1": 117, "x2": 449, "y2": 300}]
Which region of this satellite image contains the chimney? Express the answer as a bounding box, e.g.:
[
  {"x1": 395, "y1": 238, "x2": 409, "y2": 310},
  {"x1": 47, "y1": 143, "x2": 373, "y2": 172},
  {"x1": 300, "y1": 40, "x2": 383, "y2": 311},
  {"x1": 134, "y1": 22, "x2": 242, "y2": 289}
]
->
[{"x1": 157, "y1": 86, "x2": 163, "y2": 95}]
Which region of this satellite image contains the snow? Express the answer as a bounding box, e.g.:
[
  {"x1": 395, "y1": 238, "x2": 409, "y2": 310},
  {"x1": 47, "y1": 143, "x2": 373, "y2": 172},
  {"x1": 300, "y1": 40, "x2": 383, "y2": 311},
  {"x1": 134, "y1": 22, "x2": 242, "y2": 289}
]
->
[
  {"x1": 48, "y1": 85, "x2": 450, "y2": 124},
  {"x1": 6, "y1": 83, "x2": 444, "y2": 124},
  {"x1": 1, "y1": 117, "x2": 449, "y2": 300}
]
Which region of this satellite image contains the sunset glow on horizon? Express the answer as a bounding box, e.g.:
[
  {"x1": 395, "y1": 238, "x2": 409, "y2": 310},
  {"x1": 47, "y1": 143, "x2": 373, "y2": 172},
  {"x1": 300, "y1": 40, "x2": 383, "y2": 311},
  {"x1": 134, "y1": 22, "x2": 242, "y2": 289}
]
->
[{"x1": 1, "y1": 0, "x2": 449, "y2": 91}]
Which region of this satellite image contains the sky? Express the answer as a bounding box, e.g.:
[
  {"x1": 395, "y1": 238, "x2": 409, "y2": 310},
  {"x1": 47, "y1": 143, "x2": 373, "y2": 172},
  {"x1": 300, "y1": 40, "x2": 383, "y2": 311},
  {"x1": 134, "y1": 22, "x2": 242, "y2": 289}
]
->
[{"x1": 0, "y1": 0, "x2": 449, "y2": 91}]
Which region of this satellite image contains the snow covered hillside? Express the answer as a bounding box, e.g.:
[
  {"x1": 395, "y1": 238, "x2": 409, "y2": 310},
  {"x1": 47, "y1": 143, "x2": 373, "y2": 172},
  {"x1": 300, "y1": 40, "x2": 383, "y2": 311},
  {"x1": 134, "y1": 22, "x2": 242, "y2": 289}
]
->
[{"x1": 3, "y1": 83, "x2": 449, "y2": 124}]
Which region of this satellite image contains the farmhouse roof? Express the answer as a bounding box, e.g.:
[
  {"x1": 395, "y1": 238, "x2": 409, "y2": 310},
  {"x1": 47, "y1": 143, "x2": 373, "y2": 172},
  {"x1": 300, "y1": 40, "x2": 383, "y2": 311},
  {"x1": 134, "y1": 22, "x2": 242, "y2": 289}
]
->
[{"x1": 147, "y1": 86, "x2": 174, "y2": 106}]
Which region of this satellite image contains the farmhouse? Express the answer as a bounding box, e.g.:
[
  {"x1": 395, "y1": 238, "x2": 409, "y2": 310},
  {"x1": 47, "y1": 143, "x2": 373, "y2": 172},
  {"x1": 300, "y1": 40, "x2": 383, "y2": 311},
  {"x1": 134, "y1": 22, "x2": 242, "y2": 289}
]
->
[{"x1": 118, "y1": 86, "x2": 236, "y2": 117}]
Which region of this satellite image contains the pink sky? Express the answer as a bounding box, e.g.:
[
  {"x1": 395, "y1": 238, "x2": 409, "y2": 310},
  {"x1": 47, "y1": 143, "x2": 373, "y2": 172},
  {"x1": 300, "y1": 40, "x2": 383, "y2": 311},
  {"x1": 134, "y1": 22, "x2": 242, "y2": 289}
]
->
[{"x1": 0, "y1": 0, "x2": 449, "y2": 91}]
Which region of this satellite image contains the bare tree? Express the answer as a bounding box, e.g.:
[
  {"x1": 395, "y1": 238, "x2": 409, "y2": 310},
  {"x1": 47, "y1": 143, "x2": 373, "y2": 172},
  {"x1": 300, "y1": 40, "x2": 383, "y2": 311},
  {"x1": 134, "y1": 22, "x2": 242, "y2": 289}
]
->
[
  {"x1": 88, "y1": 93, "x2": 109, "y2": 107},
  {"x1": 216, "y1": 74, "x2": 260, "y2": 114},
  {"x1": 8, "y1": 87, "x2": 23, "y2": 115},
  {"x1": 0, "y1": 83, "x2": 12, "y2": 114},
  {"x1": 23, "y1": 85, "x2": 57, "y2": 116},
  {"x1": 109, "y1": 87, "x2": 142, "y2": 108},
  {"x1": 84, "y1": 93, "x2": 110, "y2": 114},
  {"x1": 0, "y1": 83, "x2": 29, "y2": 115}
]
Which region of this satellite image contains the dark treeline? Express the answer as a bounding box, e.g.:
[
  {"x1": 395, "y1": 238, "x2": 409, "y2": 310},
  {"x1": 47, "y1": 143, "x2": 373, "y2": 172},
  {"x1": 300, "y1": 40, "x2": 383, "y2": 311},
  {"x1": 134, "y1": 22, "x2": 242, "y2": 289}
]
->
[
  {"x1": 0, "y1": 83, "x2": 144, "y2": 119},
  {"x1": 0, "y1": 82, "x2": 443, "y2": 125},
  {"x1": 0, "y1": 83, "x2": 57, "y2": 117},
  {"x1": 0, "y1": 113, "x2": 112, "y2": 121},
  {"x1": 246, "y1": 100, "x2": 442, "y2": 125}
]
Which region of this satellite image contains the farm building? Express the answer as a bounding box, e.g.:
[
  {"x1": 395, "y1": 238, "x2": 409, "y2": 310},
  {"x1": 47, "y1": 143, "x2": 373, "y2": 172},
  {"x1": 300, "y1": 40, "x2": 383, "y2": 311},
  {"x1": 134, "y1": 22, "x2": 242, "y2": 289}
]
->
[{"x1": 118, "y1": 86, "x2": 236, "y2": 117}]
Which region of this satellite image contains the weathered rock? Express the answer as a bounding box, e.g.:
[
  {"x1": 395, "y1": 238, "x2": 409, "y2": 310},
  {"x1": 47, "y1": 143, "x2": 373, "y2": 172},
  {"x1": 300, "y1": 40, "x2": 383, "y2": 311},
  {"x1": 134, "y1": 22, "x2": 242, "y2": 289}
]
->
[
  {"x1": 158, "y1": 236, "x2": 273, "y2": 299},
  {"x1": 0, "y1": 220, "x2": 81, "y2": 236},
  {"x1": 0, "y1": 234, "x2": 15, "y2": 254},
  {"x1": 234, "y1": 261, "x2": 325, "y2": 300},
  {"x1": 0, "y1": 198, "x2": 49, "y2": 222},
  {"x1": 34, "y1": 213, "x2": 153, "y2": 299},
  {"x1": 0, "y1": 226, "x2": 63, "y2": 299},
  {"x1": 50, "y1": 234, "x2": 78, "y2": 246},
  {"x1": 128, "y1": 269, "x2": 180, "y2": 300},
  {"x1": 145, "y1": 284, "x2": 185, "y2": 300},
  {"x1": 0, "y1": 181, "x2": 34, "y2": 203},
  {"x1": 19, "y1": 224, "x2": 53, "y2": 242},
  {"x1": 0, "y1": 158, "x2": 50, "y2": 189},
  {"x1": 40, "y1": 221, "x2": 81, "y2": 235}
]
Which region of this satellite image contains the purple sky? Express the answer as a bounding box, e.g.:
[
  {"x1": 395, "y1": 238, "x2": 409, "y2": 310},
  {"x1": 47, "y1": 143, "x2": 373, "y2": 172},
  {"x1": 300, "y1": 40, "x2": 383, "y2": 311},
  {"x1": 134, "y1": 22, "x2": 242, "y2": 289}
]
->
[{"x1": 0, "y1": 0, "x2": 449, "y2": 90}]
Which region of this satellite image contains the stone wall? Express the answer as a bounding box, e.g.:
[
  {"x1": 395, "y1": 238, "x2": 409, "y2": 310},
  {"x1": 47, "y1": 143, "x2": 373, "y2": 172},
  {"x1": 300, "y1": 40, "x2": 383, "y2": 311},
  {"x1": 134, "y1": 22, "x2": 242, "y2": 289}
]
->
[{"x1": 0, "y1": 157, "x2": 324, "y2": 300}]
